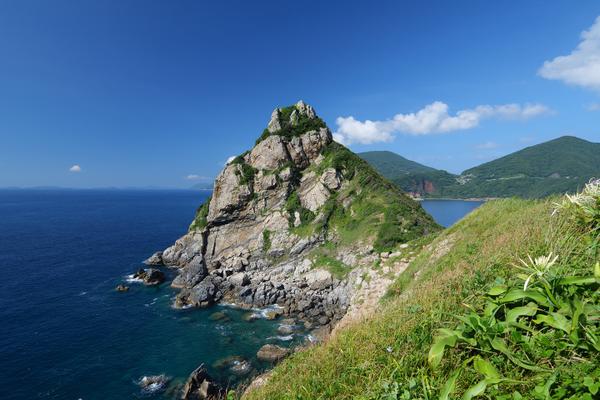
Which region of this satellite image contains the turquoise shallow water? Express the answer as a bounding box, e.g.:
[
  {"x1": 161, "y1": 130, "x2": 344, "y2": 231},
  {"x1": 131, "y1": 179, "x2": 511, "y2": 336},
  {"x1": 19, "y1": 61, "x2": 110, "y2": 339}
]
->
[{"x1": 0, "y1": 190, "x2": 307, "y2": 400}]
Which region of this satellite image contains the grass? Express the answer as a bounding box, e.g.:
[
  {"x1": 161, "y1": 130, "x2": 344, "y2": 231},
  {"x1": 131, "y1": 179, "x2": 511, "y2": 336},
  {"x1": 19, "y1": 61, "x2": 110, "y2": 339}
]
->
[
  {"x1": 309, "y1": 242, "x2": 353, "y2": 279},
  {"x1": 242, "y1": 193, "x2": 599, "y2": 399},
  {"x1": 189, "y1": 195, "x2": 211, "y2": 231}
]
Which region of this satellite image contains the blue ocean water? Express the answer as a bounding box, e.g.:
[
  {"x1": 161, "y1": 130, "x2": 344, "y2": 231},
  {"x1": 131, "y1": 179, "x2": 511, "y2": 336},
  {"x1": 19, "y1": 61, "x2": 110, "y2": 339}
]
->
[
  {"x1": 0, "y1": 190, "x2": 306, "y2": 400},
  {"x1": 421, "y1": 199, "x2": 485, "y2": 227},
  {"x1": 0, "y1": 190, "x2": 480, "y2": 399}
]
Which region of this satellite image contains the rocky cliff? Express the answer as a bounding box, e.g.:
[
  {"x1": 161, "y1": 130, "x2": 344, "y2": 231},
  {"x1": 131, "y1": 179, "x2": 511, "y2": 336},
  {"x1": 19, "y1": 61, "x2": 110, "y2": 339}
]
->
[{"x1": 147, "y1": 101, "x2": 439, "y2": 328}]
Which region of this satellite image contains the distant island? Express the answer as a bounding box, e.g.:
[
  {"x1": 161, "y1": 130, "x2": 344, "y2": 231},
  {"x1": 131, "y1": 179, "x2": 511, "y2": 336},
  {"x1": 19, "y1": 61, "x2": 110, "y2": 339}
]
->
[{"x1": 360, "y1": 136, "x2": 600, "y2": 199}]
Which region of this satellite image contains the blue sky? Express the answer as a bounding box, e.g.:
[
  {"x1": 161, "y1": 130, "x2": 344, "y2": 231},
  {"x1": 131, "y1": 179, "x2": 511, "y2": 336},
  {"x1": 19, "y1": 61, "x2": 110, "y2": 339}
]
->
[{"x1": 1, "y1": 1, "x2": 599, "y2": 188}]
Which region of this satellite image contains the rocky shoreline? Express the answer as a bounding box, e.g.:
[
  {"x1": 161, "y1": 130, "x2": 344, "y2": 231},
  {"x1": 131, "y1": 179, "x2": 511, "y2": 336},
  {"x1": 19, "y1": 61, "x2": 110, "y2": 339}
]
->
[{"x1": 138, "y1": 101, "x2": 437, "y2": 398}]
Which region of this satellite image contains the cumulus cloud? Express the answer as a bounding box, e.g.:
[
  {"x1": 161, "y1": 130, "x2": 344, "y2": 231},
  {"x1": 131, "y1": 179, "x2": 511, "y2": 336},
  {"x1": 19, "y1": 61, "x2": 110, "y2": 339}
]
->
[
  {"x1": 69, "y1": 164, "x2": 81, "y2": 173},
  {"x1": 333, "y1": 101, "x2": 550, "y2": 145},
  {"x1": 539, "y1": 16, "x2": 600, "y2": 92},
  {"x1": 475, "y1": 141, "x2": 498, "y2": 150}
]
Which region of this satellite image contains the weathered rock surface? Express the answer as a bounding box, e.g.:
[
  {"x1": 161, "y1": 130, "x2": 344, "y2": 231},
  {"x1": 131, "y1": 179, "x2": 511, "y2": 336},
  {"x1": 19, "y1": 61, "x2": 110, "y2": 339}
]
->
[
  {"x1": 181, "y1": 365, "x2": 222, "y2": 400},
  {"x1": 133, "y1": 268, "x2": 165, "y2": 286},
  {"x1": 256, "y1": 344, "x2": 290, "y2": 362},
  {"x1": 147, "y1": 101, "x2": 438, "y2": 332}
]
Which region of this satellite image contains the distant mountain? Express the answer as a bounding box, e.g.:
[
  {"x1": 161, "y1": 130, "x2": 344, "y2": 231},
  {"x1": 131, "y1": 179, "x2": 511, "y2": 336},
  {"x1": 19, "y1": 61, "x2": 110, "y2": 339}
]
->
[
  {"x1": 358, "y1": 151, "x2": 437, "y2": 175},
  {"x1": 358, "y1": 151, "x2": 456, "y2": 196},
  {"x1": 360, "y1": 136, "x2": 600, "y2": 198}
]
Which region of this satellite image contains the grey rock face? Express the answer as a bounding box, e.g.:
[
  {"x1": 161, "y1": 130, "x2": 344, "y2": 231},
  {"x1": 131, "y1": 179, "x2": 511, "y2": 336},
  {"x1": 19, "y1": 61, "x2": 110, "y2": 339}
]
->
[
  {"x1": 148, "y1": 102, "x2": 359, "y2": 327},
  {"x1": 267, "y1": 108, "x2": 282, "y2": 133},
  {"x1": 171, "y1": 256, "x2": 207, "y2": 288},
  {"x1": 249, "y1": 135, "x2": 289, "y2": 170}
]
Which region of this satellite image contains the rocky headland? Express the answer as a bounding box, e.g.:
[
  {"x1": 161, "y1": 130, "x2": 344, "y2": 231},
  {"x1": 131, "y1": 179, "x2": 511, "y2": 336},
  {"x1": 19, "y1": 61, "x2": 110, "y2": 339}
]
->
[{"x1": 145, "y1": 101, "x2": 439, "y2": 396}]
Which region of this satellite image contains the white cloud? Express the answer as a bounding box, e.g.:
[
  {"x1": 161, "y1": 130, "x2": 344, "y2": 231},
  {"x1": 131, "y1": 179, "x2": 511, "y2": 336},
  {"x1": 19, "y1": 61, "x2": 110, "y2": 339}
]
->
[
  {"x1": 225, "y1": 156, "x2": 236, "y2": 165},
  {"x1": 333, "y1": 101, "x2": 550, "y2": 145},
  {"x1": 69, "y1": 164, "x2": 81, "y2": 173},
  {"x1": 185, "y1": 174, "x2": 211, "y2": 181},
  {"x1": 539, "y1": 16, "x2": 600, "y2": 92},
  {"x1": 587, "y1": 103, "x2": 600, "y2": 111},
  {"x1": 475, "y1": 141, "x2": 498, "y2": 150}
]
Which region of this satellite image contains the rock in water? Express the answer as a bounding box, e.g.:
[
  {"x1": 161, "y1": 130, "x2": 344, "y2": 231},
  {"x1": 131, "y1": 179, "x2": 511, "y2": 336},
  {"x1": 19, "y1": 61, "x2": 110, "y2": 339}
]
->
[
  {"x1": 138, "y1": 374, "x2": 170, "y2": 394},
  {"x1": 146, "y1": 101, "x2": 439, "y2": 326},
  {"x1": 144, "y1": 251, "x2": 163, "y2": 265},
  {"x1": 181, "y1": 365, "x2": 222, "y2": 400},
  {"x1": 115, "y1": 284, "x2": 129, "y2": 292},
  {"x1": 132, "y1": 268, "x2": 165, "y2": 286},
  {"x1": 256, "y1": 344, "x2": 290, "y2": 362}
]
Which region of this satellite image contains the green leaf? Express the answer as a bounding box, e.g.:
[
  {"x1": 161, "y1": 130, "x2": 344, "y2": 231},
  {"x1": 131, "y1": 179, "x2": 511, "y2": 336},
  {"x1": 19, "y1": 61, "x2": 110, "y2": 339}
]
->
[
  {"x1": 583, "y1": 376, "x2": 599, "y2": 395},
  {"x1": 594, "y1": 262, "x2": 600, "y2": 282},
  {"x1": 569, "y1": 298, "x2": 584, "y2": 344},
  {"x1": 505, "y1": 303, "x2": 538, "y2": 323},
  {"x1": 558, "y1": 276, "x2": 596, "y2": 286},
  {"x1": 534, "y1": 312, "x2": 571, "y2": 334},
  {"x1": 439, "y1": 369, "x2": 461, "y2": 400},
  {"x1": 462, "y1": 380, "x2": 487, "y2": 400},
  {"x1": 499, "y1": 289, "x2": 551, "y2": 307},
  {"x1": 428, "y1": 329, "x2": 459, "y2": 368},
  {"x1": 473, "y1": 356, "x2": 500, "y2": 380},
  {"x1": 488, "y1": 285, "x2": 508, "y2": 296},
  {"x1": 490, "y1": 337, "x2": 545, "y2": 371}
]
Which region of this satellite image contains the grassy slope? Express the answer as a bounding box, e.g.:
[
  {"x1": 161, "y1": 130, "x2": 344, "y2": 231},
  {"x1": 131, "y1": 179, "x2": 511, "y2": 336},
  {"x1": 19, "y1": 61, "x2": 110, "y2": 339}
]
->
[{"x1": 243, "y1": 197, "x2": 598, "y2": 399}]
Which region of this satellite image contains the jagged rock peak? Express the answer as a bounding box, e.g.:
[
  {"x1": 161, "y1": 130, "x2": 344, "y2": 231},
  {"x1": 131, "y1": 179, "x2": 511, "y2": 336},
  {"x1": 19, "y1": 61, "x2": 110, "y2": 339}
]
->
[{"x1": 267, "y1": 100, "x2": 318, "y2": 133}]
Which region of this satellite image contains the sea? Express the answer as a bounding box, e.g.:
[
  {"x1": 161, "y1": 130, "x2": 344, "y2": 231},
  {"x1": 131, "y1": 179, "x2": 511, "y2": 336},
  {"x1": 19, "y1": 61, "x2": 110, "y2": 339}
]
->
[{"x1": 0, "y1": 189, "x2": 482, "y2": 400}]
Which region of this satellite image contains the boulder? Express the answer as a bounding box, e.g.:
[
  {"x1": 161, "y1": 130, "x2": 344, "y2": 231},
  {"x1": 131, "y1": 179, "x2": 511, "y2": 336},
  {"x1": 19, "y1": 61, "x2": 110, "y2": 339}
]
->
[
  {"x1": 304, "y1": 269, "x2": 333, "y2": 290},
  {"x1": 115, "y1": 284, "x2": 129, "y2": 292},
  {"x1": 256, "y1": 344, "x2": 290, "y2": 362},
  {"x1": 320, "y1": 168, "x2": 341, "y2": 190},
  {"x1": 188, "y1": 278, "x2": 218, "y2": 307},
  {"x1": 181, "y1": 365, "x2": 222, "y2": 400},
  {"x1": 144, "y1": 251, "x2": 163, "y2": 265},
  {"x1": 133, "y1": 268, "x2": 165, "y2": 286},
  {"x1": 229, "y1": 272, "x2": 250, "y2": 287},
  {"x1": 172, "y1": 257, "x2": 207, "y2": 288}
]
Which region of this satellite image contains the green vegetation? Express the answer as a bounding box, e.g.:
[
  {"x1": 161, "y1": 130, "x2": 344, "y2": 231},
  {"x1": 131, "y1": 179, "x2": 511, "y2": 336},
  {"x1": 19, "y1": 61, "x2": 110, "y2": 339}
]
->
[
  {"x1": 243, "y1": 182, "x2": 599, "y2": 399},
  {"x1": 359, "y1": 151, "x2": 439, "y2": 175},
  {"x1": 231, "y1": 154, "x2": 258, "y2": 186},
  {"x1": 256, "y1": 105, "x2": 327, "y2": 145},
  {"x1": 313, "y1": 252, "x2": 353, "y2": 279},
  {"x1": 360, "y1": 136, "x2": 600, "y2": 198},
  {"x1": 189, "y1": 195, "x2": 211, "y2": 231},
  {"x1": 262, "y1": 229, "x2": 272, "y2": 252},
  {"x1": 316, "y1": 142, "x2": 438, "y2": 251},
  {"x1": 285, "y1": 191, "x2": 316, "y2": 227}
]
